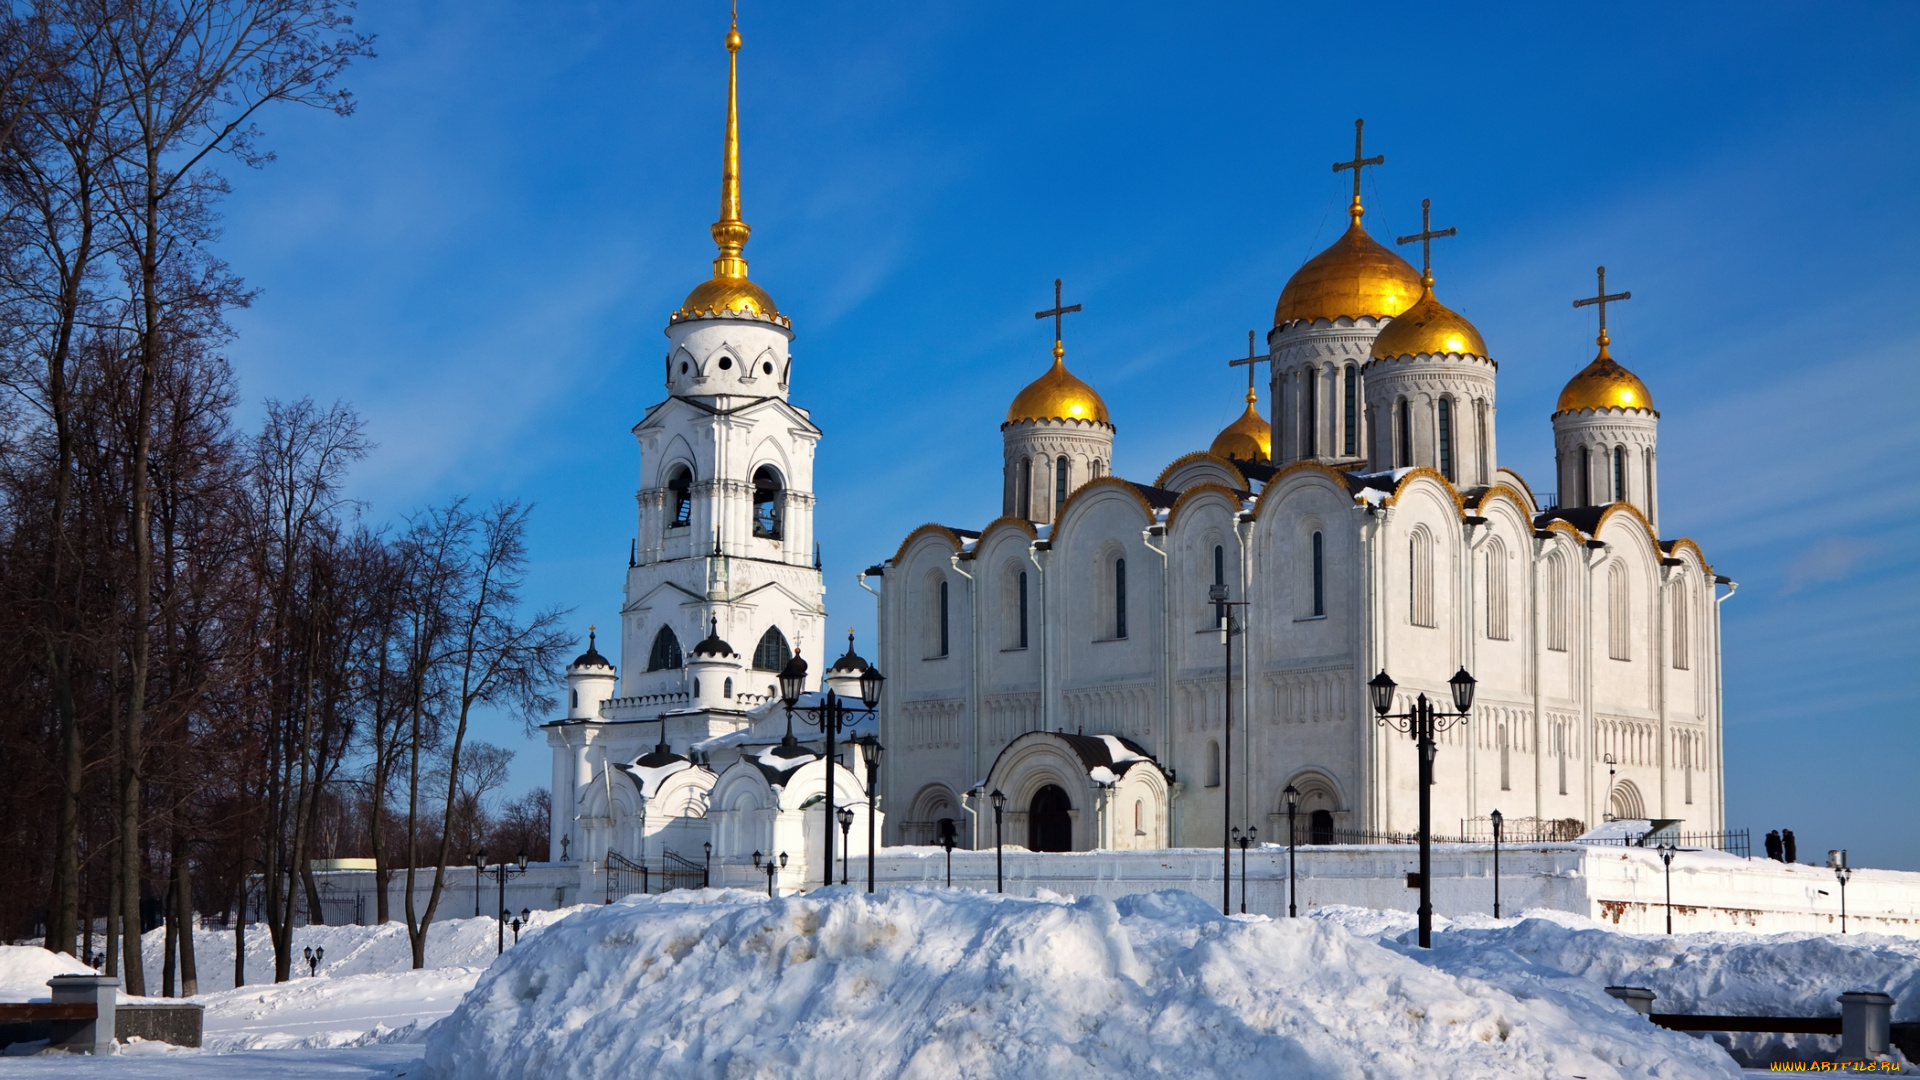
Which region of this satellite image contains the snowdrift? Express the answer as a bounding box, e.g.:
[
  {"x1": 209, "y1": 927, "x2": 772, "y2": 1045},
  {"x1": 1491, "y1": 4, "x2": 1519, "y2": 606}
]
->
[{"x1": 423, "y1": 887, "x2": 1744, "y2": 1080}]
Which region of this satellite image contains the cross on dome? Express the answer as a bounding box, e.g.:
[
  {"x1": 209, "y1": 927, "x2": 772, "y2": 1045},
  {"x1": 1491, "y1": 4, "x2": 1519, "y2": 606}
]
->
[
  {"x1": 1227, "y1": 329, "x2": 1267, "y2": 401},
  {"x1": 1034, "y1": 277, "x2": 1083, "y2": 353},
  {"x1": 1572, "y1": 265, "x2": 1632, "y2": 351},
  {"x1": 1395, "y1": 198, "x2": 1457, "y2": 284},
  {"x1": 1332, "y1": 118, "x2": 1385, "y2": 220}
]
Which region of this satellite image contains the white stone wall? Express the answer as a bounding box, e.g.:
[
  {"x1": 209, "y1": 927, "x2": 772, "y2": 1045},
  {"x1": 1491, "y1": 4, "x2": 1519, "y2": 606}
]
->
[
  {"x1": 1269, "y1": 317, "x2": 1382, "y2": 467},
  {"x1": 1001, "y1": 418, "x2": 1114, "y2": 524},
  {"x1": 1362, "y1": 352, "x2": 1499, "y2": 484},
  {"x1": 1553, "y1": 408, "x2": 1660, "y2": 528}
]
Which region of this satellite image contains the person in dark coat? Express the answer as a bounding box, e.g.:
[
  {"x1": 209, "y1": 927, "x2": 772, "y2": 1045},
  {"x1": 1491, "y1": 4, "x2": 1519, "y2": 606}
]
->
[
  {"x1": 1782, "y1": 829, "x2": 1797, "y2": 864},
  {"x1": 1765, "y1": 830, "x2": 1783, "y2": 861}
]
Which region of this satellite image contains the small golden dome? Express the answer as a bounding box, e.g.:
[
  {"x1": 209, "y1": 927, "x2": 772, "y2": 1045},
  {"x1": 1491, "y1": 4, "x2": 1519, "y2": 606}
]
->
[
  {"x1": 1209, "y1": 389, "x2": 1270, "y2": 463},
  {"x1": 1274, "y1": 208, "x2": 1425, "y2": 328},
  {"x1": 1007, "y1": 344, "x2": 1110, "y2": 425},
  {"x1": 677, "y1": 275, "x2": 780, "y2": 320},
  {"x1": 1370, "y1": 278, "x2": 1488, "y2": 359},
  {"x1": 1555, "y1": 337, "x2": 1654, "y2": 414}
]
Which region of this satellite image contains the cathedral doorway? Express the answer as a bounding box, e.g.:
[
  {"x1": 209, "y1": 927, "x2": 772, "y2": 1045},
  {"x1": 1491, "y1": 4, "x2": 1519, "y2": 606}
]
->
[
  {"x1": 1027, "y1": 785, "x2": 1073, "y2": 852},
  {"x1": 1309, "y1": 809, "x2": 1335, "y2": 845}
]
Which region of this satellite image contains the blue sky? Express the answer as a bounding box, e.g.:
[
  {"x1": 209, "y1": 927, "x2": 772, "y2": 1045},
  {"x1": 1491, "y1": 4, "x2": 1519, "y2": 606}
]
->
[{"x1": 216, "y1": 2, "x2": 1920, "y2": 868}]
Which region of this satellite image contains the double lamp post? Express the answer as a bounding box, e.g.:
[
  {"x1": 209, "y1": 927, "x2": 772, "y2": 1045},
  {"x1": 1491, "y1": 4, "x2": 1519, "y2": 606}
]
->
[
  {"x1": 777, "y1": 646, "x2": 885, "y2": 892},
  {"x1": 1368, "y1": 666, "x2": 1477, "y2": 950}
]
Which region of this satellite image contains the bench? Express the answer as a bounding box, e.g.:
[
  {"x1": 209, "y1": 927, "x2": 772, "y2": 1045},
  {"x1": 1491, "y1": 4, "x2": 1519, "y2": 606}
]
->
[{"x1": 1607, "y1": 987, "x2": 1898, "y2": 1062}]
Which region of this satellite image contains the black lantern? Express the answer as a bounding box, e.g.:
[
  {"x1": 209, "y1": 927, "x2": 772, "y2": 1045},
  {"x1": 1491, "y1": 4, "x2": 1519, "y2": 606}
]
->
[
  {"x1": 1368, "y1": 671, "x2": 1397, "y2": 715},
  {"x1": 836, "y1": 806, "x2": 855, "y2": 831},
  {"x1": 859, "y1": 664, "x2": 886, "y2": 709},
  {"x1": 1449, "y1": 667, "x2": 1477, "y2": 713},
  {"x1": 778, "y1": 655, "x2": 808, "y2": 708},
  {"x1": 857, "y1": 734, "x2": 883, "y2": 772},
  {"x1": 472, "y1": 849, "x2": 487, "y2": 870},
  {"x1": 516, "y1": 850, "x2": 529, "y2": 871},
  {"x1": 989, "y1": 788, "x2": 1005, "y2": 814},
  {"x1": 752, "y1": 850, "x2": 763, "y2": 869},
  {"x1": 1489, "y1": 808, "x2": 1503, "y2": 832},
  {"x1": 1284, "y1": 783, "x2": 1300, "y2": 812}
]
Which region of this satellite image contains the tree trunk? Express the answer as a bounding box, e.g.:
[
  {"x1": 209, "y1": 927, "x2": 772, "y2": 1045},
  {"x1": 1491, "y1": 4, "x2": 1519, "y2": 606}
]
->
[
  {"x1": 104, "y1": 861, "x2": 120, "y2": 978},
  {"x1": 173, "y1": 835, "x2": 197, "y2": 996},
  {"x1": 161, "y1": 870, "x2": 177, "y2": 997},
  {"x1": 232, "y1": 877, "x2": 245, "y2": 989}
]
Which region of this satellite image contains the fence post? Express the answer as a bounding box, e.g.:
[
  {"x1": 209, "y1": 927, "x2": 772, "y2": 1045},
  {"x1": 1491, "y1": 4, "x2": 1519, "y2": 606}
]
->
[
  {"x1": 48, "y1": 974, "x2": 118, "y2": 1054},
  {"x1": 1839, "y1": 992, "x2": 1893, "y2": 1060}
]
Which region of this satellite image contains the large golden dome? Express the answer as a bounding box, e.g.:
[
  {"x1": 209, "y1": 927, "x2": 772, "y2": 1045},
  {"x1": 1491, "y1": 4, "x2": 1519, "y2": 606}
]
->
[
  {"x1": 1370, "y1": 278, "x2": 1488, "y2": 359},
  {"x1": 678, "y1": 273, "x2": 779, "y2": 320},
  {"x1": 1556, "y1": 337, "x2": 1654, "y2": 414},
  {"x1": 1274, "y1": 207, "x2": 1424, "y2": 328},
  {"x1": 1007, "y1": 344, "x2": 1110, "y2": 425},
  {"x1": 1209, "y1": 388, "x2": 1270, "y2": 463}
]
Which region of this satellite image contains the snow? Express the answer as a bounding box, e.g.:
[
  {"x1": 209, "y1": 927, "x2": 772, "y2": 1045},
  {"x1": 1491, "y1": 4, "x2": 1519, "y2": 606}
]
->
[
  {"x1": 422, "y1": 887, "x2": 1755, "y2": 1079},
  {"x1": 622, "y1": 756, "x2": 692, "y2": 794},
  {"x1": 1095, "y1": 734, "x2": 1148, "y2": 766},
  {"x1": 0, "y1": 943, "x2": 96, "y2": 1000}
]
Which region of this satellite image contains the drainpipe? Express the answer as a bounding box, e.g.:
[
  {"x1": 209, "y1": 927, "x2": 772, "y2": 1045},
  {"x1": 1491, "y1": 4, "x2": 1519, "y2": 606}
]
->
[
  {"x1": 950, "y1": 553, "x2": 981, "y2": 814},
  {"x1": 1141, "y1": 524, "x2": 1174, "y2": 840},
  {"x1": 1234, "y1": 512, "x2": 1254, "y2": 831},
  {"x1": 1529, "y1": 531, "x2": 1546, "y2": 830},
  {"x1": 1580, "y1": 540, "x2": 1607, "y2": 827},
  {"x1": 1710, "y1": 575, "x2": 1737, "y2": 832},
  {"x1": 1028, "y1": 541, "x2": 1051, "y2": 735},
  {"x1": 1461, "y1": 516, "x2": 1492, "y2": 824}
]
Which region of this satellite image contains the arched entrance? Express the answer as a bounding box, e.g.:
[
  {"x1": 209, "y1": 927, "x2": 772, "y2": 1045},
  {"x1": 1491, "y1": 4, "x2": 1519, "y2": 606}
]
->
[{"x1": 1028, "y1": 785, "x2": 1073, "y2": 852}]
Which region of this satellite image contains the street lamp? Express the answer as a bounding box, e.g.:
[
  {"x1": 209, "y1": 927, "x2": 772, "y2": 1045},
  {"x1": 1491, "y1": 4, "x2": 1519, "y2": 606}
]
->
[
  {"x1": 779, "y1": 638, "x2": 886, "y2": 890},
  {"x1": 1209, "y1": 582, "x2": 1249, "y2": 917},
  {"x1": 1283, "y1": 783, "x2": 1300, "y2": 918},
  {"x1": 302, "y1": 945, "x2": 324, "y2": 977},
  {"x1": 752, "y1": 850, "x2": 788, "y2": 898},
  {"x1": 1230, "y1": 826, "x2": 1256, "y2": 914},
  {"x1": 1490, "y1": 808, "x2": 1504, "y2": 919},
  {"x1": 1369, "y1": 666, "x2": 1476, "y2": 949},
  {"x1": 836, "y1": 806, "x2": 855, "y2": 886},
  {"x1": 990, "y1": 788, "x2": 1006, "y2": 893},
  {"x1": 702, "y1": 841, "x2": 712, "y2": 889},
  {"x1": 856, "y1": 735, "x2": 884, "y2": 893},
  {"x1": 1829, "y1": 850, "x2": 1851, "y2": 933},
  {"x1": 938, "y1": 817, "x2": 957, "y2": 887},
  {"x1": 477, "y1": 851, "x2": 530, "y2": 955},
  {"x1": 470, "y1": 849, "x2": 486, "y2": 918},
  {"x1": 1657, "y1": 842, "x2": 1677, "y2": 934},
  {"x1": 510, "y1": 908, "x2": 530, "y2": 946}
]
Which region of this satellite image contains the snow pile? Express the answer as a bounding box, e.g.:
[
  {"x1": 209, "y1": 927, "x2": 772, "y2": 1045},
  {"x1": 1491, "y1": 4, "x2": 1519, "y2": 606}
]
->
[
  {"x1": 423, "y1": 887, "x2": 1741, "y2": 1080},
  {"x1": 0, "y1": 944, "x2": 96, "y2": 1001}
]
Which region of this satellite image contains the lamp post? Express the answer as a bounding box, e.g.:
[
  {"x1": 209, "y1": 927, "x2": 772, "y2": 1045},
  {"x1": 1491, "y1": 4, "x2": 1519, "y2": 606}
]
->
[
  {"x1": 477, "y1": 851, "x2": 530, "y2": 955},
  {"x1": 1230, "y1": 826, "x2": 1256, "y2": 914},
  {"x1": 470, "y1": 850, "x2": 485, "y2": 918},
  {"x1": 1369, "y1": 667, "x2": 1477, "y2": 949},
  {"x1": 510, "y1": 908, "x2": 529, "y2": 946},
  {"x1": 1208, "y1": 583, "x2": 1248, "y2": 917},
  {"x1": 938, "y1": 817, "x2": 957, "y2": 887},
  {"x1": 990, "y1": 788, "x2": 1006, "y2": 893},
  {"x1": 778, "y1": 645, "x2": 886, "y2": 891},
  {"x1": 1829, "y1": 850, "x2": 1851, "y2": 933},
  {"x1": 1283, "y1": 783, "x2": 1300, "y2": 918},
  {"x1": 753, "y1": 850, "x2": 787, "y2": 898},
  {"x1": 1657, "y1": 842, "x2": 1677, "y2": 934},
  {"x1": 302, "y1": 945, "x2": 323, "y2": 977},
  {"x1": 1490, "y1": 808, "x2": 1504, "y2": 919},
  {"x1": 836, "y1": 806, "x2": 854, "y2": 886},
  {"x1": 856, "y1": 735, "x2": 884, "y2": 893},
  {"x1": 703, "y1": 841, "x2": 712, "y2": 889}
]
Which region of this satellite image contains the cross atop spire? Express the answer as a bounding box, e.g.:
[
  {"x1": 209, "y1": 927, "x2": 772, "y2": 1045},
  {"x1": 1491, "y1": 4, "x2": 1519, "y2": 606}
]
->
[
  {"x1": 1572, "y1": 265, "x2": 1631, "y2": 354},
  {"x1": 1034, "y1": 278, "x2": 1083, "y2": 360},
  {"x1": 1395, "y1": 198, "x2": 1457, "y2": 284},
  {"x1": 1332, "y1": 118, "x2": 1385, "y2": 221},
  {"x1": 1227, "y1": 329, "x2": 1268, "y2": 403}
]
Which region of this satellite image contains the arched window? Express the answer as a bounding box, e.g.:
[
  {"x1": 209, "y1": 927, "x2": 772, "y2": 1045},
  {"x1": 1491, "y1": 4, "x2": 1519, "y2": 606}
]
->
[
  {"x1": 1437, "y1": 397, "x2": 1455, "y2": 482},
  {"x1": 1055, "y1": 455, "x2": 1069, "y2": 513},
  {"x1": 1556, "y1": 721, "x2": 1568, "y2": 796},
  {"x1": 1607, "y1": 563, "x2": 1630, "y2": 660},
  {"x1": 1579, "y1": 447, "x2": 1592, "y2": 506},
  {"x1": 1133, "y1": 799, "x2": 1143, "y2": 835},
  {"x1": 1499, "y1": 722, "x2": 1511, "y2": 791},
  {"x1": 1546, "y1": 552, "x2": 1568, "y2": 652},
  {"x1": 1486, "y1": 537, "x2": 1509, "y2": 641},
  {"x1": 723, "y1": 677, "x2": 733, "y2": 699},
  {"x1": 1671, "y1": 582, "x2": 1689, "y2": 670},
  {"x1": 752, "y1": 464, "x2": 784, "y2": 539},
  {"x1": 1205, "y1": 739, "x2": 1220, "y2": 787},
  {"x1": 1093, "y1": 459, "x2": 1104, "y2": 478},
  {"x1": 1017, "y1": 457, "x2": 1032, "y2": 520},
  {"x1": 1613, "y1": 446, "x2": 1628, "y2": 503},
  {"x1": 1303, "y1": 367, "x2": 1318, "y2": 457},
  {"x1": 1213, "y1": 544, "x2": 1226, "y2": 625},
  {"x1": 1408, "y1": 529, "x2": 1435, "y2": 627},
  {"x1": 1018, "y1": 570, "x2": 1029, "y2": 649},
  {"x1": 1113, "y1": 557, "x2": 1128, "y2": 639},
  {"x1": 570, "y1": 689, "x2": 578, "y2": 709},
  {"x1": 1342, "y1": 366, "x2": 1358, "y2": 456},
  {"x1": 647, "y1": 626, "x2": 683, "y2": 671},
  {"x1": 1395, "y1": 398, "x2": 1412, "y2": 468},
  {"x1": 1475, "y1": 399, "x2": 1490, "y2": 485},
  {"x1": 667, "y1": 466, "x2": 693, "y2": 528},
  {"x1": 1310, "y1": 530, "x2": 1325, "y2": 617},
  {"x1": 752, "y1": 626, "x2": 791, "y2": 671},
  {"x1": 1682, "y1": 731, "x2": 1694, "y2": 805},
  {"x1": 938, "y1": 579, "x2": 951, "y2": 657}
]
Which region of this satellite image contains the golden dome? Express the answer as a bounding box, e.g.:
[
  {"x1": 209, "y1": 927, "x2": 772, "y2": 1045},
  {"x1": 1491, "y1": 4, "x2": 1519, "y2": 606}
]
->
[
  {"x1": 1007, "y1": 344, "x2": 1110, "y2": 425},
  {"x1": 1370, "y1": 278, "x2": 1488, "y2": 359},
  {"x1": 678, "y1": 275, "x2": 779, "y2": 320},
  {"x1": 1209, "y1": 389, "x2": 1270, "y2": 463},
  {"x1": 1274, "y1": 207, "x2": 1424, "y2": 328},
  {"x1": 1555, "y1": 336, "x2": 1654, "y2": 414}
]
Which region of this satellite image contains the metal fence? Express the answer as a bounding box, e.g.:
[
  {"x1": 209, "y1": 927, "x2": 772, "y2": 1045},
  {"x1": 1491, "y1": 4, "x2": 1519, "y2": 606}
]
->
[
  {"x1": 1268, "y1": 824, "x2": 1751, "y2": 858},
  {"x1": 604, "y1": 848, "x2": 712, "y2": 903}
]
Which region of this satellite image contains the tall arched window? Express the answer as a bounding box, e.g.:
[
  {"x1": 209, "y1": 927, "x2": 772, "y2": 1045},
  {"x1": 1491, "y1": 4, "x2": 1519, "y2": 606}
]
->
[
  {"x1": 1213, "y1": 544, "x2": 1225, "y2": 626},
  {"x1": 1485, "y1": 537, "x2": 1509, "y2": 640},
  {"x1": 1018, "y1": 570, "x2": 1029, "y2": 649},
  {"x1": 1579, "y1": 447, "x2": 1592, "y2": 506},
  {"x1": 1396, "y1": 398, "x2": 1412, "y2": 468},
  {"x1": 938, "y1": 579, "x2": 951, "y2": 657},
  {"x1": 1613, "y1": 446, "x2": 1628, "y2": 503},
  {"x1": 1017, "y1": 457, "x2": 1032, "y2": 520},
  {"x1": 647, "y1": 626, "x2": 683, "y2": 671},
  {"x1": 1475, "y1": 399, "x2": 1489, "y2": 484},
  {"x1": 1682, "y1": 731, "x2": 1694, "y2": 805},
  {"x1": 1499, "y1": 722, "x2": 1511, "y2": 791},
  {"x1": 1303, "y1": 367, "x2": 1318, "y2": 457},
  {"x1": 1113, "y1": 557, "x2": 1128, "y2": 639},
  {"x1": 1437, "y1": 397, "x2": 1455, "y2": 482},
  {"x1": 1342, "y1": 366, "x2": 1358, "y2": 456},
  {"x1": 1671, "y1": 582, "x2": 1689, "y2": 671},
  {"x1": 723, "y1": 677, "x2": 733, "y2": 699},
  {"x1": 1310, "y1": 531, "x2": 1325, "y2": 617},
  {"x1": 1607, "y1": 563, "x2": 1630, "y2": 660},
  {"x1": 1055, "y1": 455, "x2": 1069, "y2": 513},
  {"x1": 1547, "y1": 552, "x2": 1568, "y2": 651},
  {"x1": 1408, "y1": 529, "x2": 1435, "y2": 627},
  {"x1": 752, "y1": 626, "x2": 791, "y2": 671},
  {"x1": 1556, "y1": 721, "x2": 1568, "y2": 795},
  {"x1": 752, "y1": 465, "x2": 784, "y2": 539},
  {"x1": 1205, "y1": 739, "x2": 1220, "y2": 787},
  {"x1": 667, "y1": 466, "x2": 693, "y2": 528}
]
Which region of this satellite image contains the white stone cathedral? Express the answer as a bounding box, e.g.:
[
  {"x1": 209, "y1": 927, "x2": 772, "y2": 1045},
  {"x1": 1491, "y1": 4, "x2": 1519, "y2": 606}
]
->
[{"x1": 545, "y1": 21, "x2": 1727, "y2": 883}]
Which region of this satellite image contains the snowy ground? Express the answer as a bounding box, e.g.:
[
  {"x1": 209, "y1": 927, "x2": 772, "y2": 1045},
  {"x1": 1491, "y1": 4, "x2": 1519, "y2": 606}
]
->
[{"x1": 1, "y1": 890, "x2": 1914, "y2": 1078}]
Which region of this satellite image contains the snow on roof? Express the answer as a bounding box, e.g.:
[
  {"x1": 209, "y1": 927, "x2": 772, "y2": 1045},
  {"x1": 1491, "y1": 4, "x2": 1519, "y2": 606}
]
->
[
  {"x1": 1096, "y1": 734, "x2": 1148, "y2": 766},
  {"x1": 619, "y1": 757, "x2": 693, "y2": 796}
]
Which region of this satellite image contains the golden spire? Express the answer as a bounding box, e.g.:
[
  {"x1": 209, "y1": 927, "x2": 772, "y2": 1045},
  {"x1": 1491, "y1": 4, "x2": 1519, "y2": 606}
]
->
[{"x1": 711, "y1": 1, "x2": 750, "y2": 280}]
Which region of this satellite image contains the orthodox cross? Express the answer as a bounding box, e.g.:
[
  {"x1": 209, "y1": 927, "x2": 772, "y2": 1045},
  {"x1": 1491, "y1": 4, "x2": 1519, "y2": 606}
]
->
[
  {"x1": 1332, "y1": 118, "x2": 1384, "y2": 206},
  {"x1": 1395, "y1": 198, "x2": 1456, "y2": 278},
  {"x1": 1572, "y1": 265, "x2": 1631, "y2": 337},
  {"x1": 1227, "y1": 329, "x2": 1267, "y2": 395},
  {"x1": 1034, "y1": 277, "x2": 1082, "y2": 346}
]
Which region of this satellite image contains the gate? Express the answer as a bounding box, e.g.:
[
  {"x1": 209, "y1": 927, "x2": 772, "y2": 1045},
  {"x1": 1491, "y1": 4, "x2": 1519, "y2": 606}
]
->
[
  {"x1": 659, "y1": 848, "x2": 709, "y2": 893},
  {"x1": 605, "y1": 850, "x2": 647, "y2": 903}
]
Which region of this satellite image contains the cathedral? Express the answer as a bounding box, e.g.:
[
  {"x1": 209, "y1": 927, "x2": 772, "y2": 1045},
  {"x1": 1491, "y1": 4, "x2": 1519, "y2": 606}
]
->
[{"x1": 543, "y1": 14, "x2": 1727, "y2": 886}]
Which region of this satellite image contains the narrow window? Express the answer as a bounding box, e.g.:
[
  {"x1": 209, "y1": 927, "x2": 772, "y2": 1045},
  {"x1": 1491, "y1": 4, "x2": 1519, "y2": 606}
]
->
[
  {"x1": 1055, "y1": 455, "x2": 1069, "y2": 513},
  {"x1": 1310, "y1": 531, "x2": 1325, "y2": 617},
  {"x1": 1114, "y1": 557, "x2": 1128, "y2": 639},
  {"x1": 1644, "y1": 451, "x2": 1655, "y2": 513},
  {"x1": 752, "y1": 465, "x2": 784, "y2": 539},
  {"x1": 1547, "y1": 554, "x2": 1568, "y2": 652},
  {"x1": 1213, "y1": 544, "x2": 1225, "y2": 625},
  {"x1": 667, "y1": 466, "x2": 693, "y2": 528},
  {"x1": 1437, "y1": 397, "x2": 1455, "y2": 482},
  {"x1": 1557, "y1": 723, "x2": 1568, "y2": 795},
  {"x1": 1205, "y1": 739, "x2": 1220, "y2": 787},
  {"x1": 1579, "y1": 447, "x2": 1591, "y2": 506},
  {"x1": 938, "y1": 579, "x2": 950, "y2": 657},
  {"x1": 1613, "y1": 446, "x2": 1627, "y2": 503},
  {"x1": 723, "y1": 677, "x2": 733, "y2": 699},
  {"x1": 1475, "y1": 399, "x2": 1489, "y2": 484},
  {"x1": 1342, "y1": 366, "x2": 1358, "y2": 456},
  {"x1": 1018, "y1": 570, "x2": 1029, "y2": 649},
  {"x1": 1499, "y1": 722, "x2": 1511, "y2": 791},
  {"x1": 1671, "y1": 583, "x2": 1689, "y2": 671},
  {"x1": 753, "y1": 626, "x2": 791, "y2": 671},
  {"x1": 1486, "y1": 538, "x2": 1509, "y2": 640},
  {"x1": 647, "y1": 626, "x2": 684, "y2": 671},
  {"x1": 1408, "y1": 531, "x2": 1434, "y2": 627},
  {"x1": 1683, "y1": 733, "x2": 1694, "y2": 805},
  {"x1": 1133, "y1": 799, "x2": 1143, "y2": 835},
  {"x1": 1018, "y1": 457, "x2": 1032, "y2": 520},
  {"x1": 1303, "y1": 367, "x2": 1318, "y2": 457},
  {"x1": 1396, "y1": 398, "x2": 1412, "y2": 468},
  {"x1": 571, "y1": 689, "x2": 578, "y2": 709},
  {"x1": 1607, "y1": 564, "x2": 1630, "y2": 661}
]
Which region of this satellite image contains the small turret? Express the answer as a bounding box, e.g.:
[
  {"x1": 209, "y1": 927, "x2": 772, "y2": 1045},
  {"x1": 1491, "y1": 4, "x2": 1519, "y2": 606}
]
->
[
  {"x1": 565, "y1": 627, "x2": 618, "y2": 720},
  {"x1": 686, "y1": 617, "x2": 743, "y2": 710}
]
